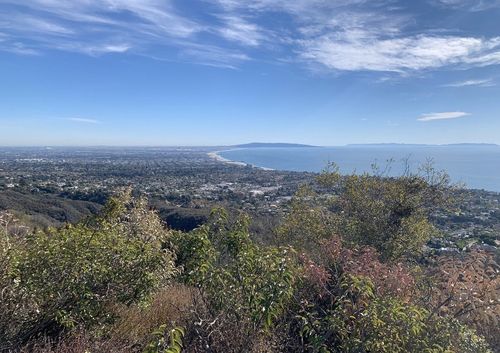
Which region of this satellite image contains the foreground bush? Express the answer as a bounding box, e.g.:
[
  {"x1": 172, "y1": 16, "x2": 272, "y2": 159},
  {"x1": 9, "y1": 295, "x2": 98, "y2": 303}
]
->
[
  {"x1": 314, "y1": 163, "x2": 454, "y2": 260},
  {"x1": 0, "y1": 190, "x2": 176, "y2": 350},
  {"x1": 14, "y1": 285, "x2": 194, "y2": 353},
  {"x1": 424, "y1": 249, "x2": 500, "y2": 349},
  {"x1": 173, "y1": 209, "x2": 297, "y2": 352},
  {"x1": 284, "y1": 238, "x2": 492, "y2": 353}
]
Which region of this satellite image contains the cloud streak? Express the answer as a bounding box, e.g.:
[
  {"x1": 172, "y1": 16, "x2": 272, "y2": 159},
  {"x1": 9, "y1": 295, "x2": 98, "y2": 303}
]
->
[
  {"x1": 417, "y1": 112, "x2": 470, "y2": 121},
  {"x1": 431, "y1": 0, "x2": 500, "y2": 11},
  {"x1": 442, "y1": 78, "x2": 495, "y2": 87},
  {"x1": 292, "y1": 7, "x2": 500, "y2": 73},
  {"x1": 211, "y1": 0, "x2": 500, "y2": 73},
  {"x1": 1, "y1": 0, "x2": 500, "y2": 73},
  {"x1": 216, "y1": 15, "x2": 265, "y2": 47},
  {"x1": 0, "y1": 0, "x2": 241, "y2": 66},
  {"x1": 67, "y1": 118, "x2": 101, "y2": 124},
  {"x1": 300, "y1": 35, "x2": 500, "y2": 72}
]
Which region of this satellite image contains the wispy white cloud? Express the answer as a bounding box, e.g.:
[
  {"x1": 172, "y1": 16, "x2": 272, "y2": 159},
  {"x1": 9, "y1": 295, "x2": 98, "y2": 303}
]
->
[
  {"x1": 5, "y1": 0, "x2": 202, "y2": 38},
  {"x1": 300, "y1": 35, "x2": 500, "y2": 72},
  {"x1": 67, "y1": 118, "x2": 101, "y2": 124},
  {"x1": 1, "y1": 0, "x2": 500, "y2": 74},
  {"x1": 442, "y1": 78, "x2": 495, "y2": 87},
  {"x1": 177, "y1": 42, "x2": 250, "y2": 68},
  {"x1": 0, "y1": 41, "x2": 40, "y2": 55},
  {"x1": 0, "y1": 15, "x2": 74, "y2": 35},
  {"x1": 430, "y1": 0, "x2": 500, "y2": 11},
  {"x1": 58, "y1": 43, "x2": 131, "y2": 56},
  {"x1": 0, "y1": 1, "x2": 199, "y2": 54},
  {"x1": 417, "y1": 111, "x2": 470, "y2": 121},
  {"x1": 211, "y1": 0, "x2": 500, "y2": 73},
  {"x1": 0, "y1": 0, "x2": 258, "y2": 67},
  {"x1": 216, "y1": 15, "x2": 264, "y2": 47},
  {"x1": 212, "y1": 0, "x2": 373, "y2": 15},
  {"x1": 292, "y1": 6, "x2": 500, "y2": 73}
]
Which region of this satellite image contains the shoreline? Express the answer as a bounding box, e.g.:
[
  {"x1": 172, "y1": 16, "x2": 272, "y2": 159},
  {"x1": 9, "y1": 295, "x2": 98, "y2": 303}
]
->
[
  {"x1": 206, "y1": 148, "x2": 500, "y2": 192},
  {"x1": 207, "y1": 150, "x2": 274, "y2": 171}
]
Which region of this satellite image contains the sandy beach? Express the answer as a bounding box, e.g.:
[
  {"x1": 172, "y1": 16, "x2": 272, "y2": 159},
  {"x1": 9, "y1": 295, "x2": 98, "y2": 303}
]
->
[
  {"x1": 207, "y1": 151, "x2": 248, "y2": 167},
  {"x1": 207, "y1": 150, "x2": 274, "y2": 170}
]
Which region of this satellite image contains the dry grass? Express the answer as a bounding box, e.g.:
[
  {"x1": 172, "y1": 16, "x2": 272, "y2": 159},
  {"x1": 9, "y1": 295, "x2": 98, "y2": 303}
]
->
[
  {"x1": 108, "y1": 284, "x2": 195, "y2": 347},
  {"x1": 18, "y1": 284, "x2": 196, "y2": 353}
]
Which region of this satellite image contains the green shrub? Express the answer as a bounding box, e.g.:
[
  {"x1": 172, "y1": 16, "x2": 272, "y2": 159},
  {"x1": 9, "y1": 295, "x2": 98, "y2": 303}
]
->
[
  {"x1": 144, "y1": 325, "x2": 185, "y2": 353},
  {"x1": 173, "y1": 209, "x2": 297, "y2": 352},
  {"x1": 0, "y1": 189, "x2": 176, "y2": 349},
  {"x1": 314, "y1": 163, "x2": 453, "y2": 260},
  {"x1": 293, "y1": 274, "x2": 491, "y2": 353}
]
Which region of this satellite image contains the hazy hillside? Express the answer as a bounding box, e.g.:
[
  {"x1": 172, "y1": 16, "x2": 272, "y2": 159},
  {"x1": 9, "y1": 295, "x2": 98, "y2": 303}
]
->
[{"x1": 0, "y1": 190, "x2": 101, "y2": 227}]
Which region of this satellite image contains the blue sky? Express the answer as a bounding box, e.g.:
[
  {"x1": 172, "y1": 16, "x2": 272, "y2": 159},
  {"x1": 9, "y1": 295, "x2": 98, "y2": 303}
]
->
[{"x1": 0, "y1": 0, "x2": 499, "y2": 146}]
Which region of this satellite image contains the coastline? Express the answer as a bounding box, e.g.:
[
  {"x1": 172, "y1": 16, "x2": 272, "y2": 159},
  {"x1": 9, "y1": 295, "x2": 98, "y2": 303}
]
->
[
  {"x1": 207, "y1": 150, "x2": 274, "y2": 171},
  {"x1": 206, "y1": 147, "x2": 500, "y2": 192}
]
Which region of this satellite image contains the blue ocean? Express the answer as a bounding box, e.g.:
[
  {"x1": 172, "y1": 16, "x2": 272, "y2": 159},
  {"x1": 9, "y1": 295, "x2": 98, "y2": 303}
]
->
[{"x1": 218, "y1": 145, "x2": 500, "y2": 192}]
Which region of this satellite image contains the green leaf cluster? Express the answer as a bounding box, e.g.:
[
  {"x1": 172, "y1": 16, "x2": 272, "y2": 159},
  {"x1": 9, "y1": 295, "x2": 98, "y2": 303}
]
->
[
  {"x1": 174, "y1": 208, "x2": 297, "y2": 334},
  {"x1": 316, "y1": 163, "x2": 453, "y2": 260},
  {"x1": 295, "y1": 274, "x2": 491, "y2": 353},
  {"x1": 0, "y1": 189, "x2": 176, "y2": 348},
  {"x1": 144, "y1": 325, "x2": 185, "y2": 353}
]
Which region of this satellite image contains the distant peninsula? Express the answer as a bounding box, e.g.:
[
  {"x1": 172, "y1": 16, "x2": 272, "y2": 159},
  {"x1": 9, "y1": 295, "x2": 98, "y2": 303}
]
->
[
  {"x1": 233, "y1": 142, "x2": 318, "y2": 148},
  {"x1": 347, "y1": 143, "x2": 498, "y2": 147},
  {"x1": 444, "y1": 143, "x2": 499, "y2": 147}
]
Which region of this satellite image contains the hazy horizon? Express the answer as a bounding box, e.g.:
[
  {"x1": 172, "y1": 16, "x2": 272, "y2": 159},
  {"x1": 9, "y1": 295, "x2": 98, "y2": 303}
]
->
[{"x1": 1, "y1": 142, "x2": 500, "y2": 148}]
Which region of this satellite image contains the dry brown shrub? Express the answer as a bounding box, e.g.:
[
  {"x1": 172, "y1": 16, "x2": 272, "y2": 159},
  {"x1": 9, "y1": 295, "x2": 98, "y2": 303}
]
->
[
  {"x1": 339, "y1": 246, "x2": 416, "y2": 300},
  {"x1": 16, "y1": 284, "x2": 196, "y2": 353},
  {"x1": 426, "y1": 249, "x2": 500, "y2": 349},
  {"x1": 302, "y1": 236, "x2": 417, "y2": 301},
  {"x1": 19, "y1": 331, "x2": 141, "y2": 353},
  {"x1": 108, "y1": 284, "x2": 196, "y2": 349},
  {"x1": 180, "y1": 289, "x2": 283, "y2": 353},
  {"x1": 19, "y1": 334, "x2": 91, "y2": 353},
  {"x1": 0, "y1": 211, "x2": 30, "y2": 237}
]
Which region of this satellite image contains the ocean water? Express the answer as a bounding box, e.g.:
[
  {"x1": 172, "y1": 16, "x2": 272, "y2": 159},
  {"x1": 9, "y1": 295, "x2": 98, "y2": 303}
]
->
[{"x1": 218, "y1": 145, "x2": 500, "y2": 192}]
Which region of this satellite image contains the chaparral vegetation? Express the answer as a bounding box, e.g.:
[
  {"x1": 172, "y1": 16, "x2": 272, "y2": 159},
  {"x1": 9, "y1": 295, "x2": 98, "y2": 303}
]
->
[{"x1": 1, "y1": 167, "x2": 498, "y2": 353}]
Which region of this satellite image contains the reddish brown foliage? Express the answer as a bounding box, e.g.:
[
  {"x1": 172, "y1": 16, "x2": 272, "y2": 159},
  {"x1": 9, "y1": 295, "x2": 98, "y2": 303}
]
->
[
  {"x1": 426, "y1": 249, "x2": 500, "y2": 349},
  {"x1": 301, "y1": 236, "x2": 416, "y2": 301}
]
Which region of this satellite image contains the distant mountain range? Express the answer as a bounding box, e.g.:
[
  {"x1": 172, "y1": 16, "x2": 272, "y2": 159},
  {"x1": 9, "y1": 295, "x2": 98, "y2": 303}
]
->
[
  {"x1": 347, "y1": 143, "x2": 499, "y2": 147},
  {"x1": 233, "y1": 142, "x2": 318, "y2": 148},
  {"x1": 232, "y1": 143, "x2": 498, "y2": 149},
  {"x1": 445, "y1": 143, "x2": 499, "y2": 146}
]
